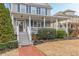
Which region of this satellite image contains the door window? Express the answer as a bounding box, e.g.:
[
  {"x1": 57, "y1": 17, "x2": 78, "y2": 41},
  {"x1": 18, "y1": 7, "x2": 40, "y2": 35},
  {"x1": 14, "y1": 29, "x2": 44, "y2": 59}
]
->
[{"x1": 19, "y1": 21, "x2": 24, "y2": 32}]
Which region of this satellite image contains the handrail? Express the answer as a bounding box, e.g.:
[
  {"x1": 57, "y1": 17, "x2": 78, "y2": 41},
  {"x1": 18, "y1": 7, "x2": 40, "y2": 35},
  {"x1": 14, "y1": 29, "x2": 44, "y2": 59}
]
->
[{"x1": 27, "y1": 26, "x2": 32, "y2": 44}]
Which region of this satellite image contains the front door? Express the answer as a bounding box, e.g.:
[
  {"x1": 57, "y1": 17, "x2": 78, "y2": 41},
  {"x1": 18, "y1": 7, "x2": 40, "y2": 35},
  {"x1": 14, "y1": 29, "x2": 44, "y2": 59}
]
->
[{"x1": 18, "y1": 21, "x2": 25, "y2": 32}]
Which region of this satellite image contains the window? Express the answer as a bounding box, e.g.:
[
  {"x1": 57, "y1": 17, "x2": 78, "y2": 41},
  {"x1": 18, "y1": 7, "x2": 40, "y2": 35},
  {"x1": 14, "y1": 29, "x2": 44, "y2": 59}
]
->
[
  {"x1": 5, "y1": 3, "x2": 11, "y2": 10},
  {"x1": 26, "y1": 5, "x2": 31, "y2": 13},
  {"x1": 47, "y1": 9, "x2": 50, "y2": 16},
  {"x1": 45, "y1": 8, "x2": 47, "y2": 15},
  {"x1": 59, "y1": 24, "x2": 62, "y2": 28},
  {"x1": 34, "y1": 21, "x2": 37, "y2": 27},
  {"x1": 31, "y1": 20, "x2": 33, "y2": 27},
  {"x1": 37, "y1": 7, "x2": 41, "y2": 14},
  {"x1": 31, "y1": 7, "x2": 36, "y2": 14},
  {"x1": 17, "y1": 4, "x2": 20, "y2": 12},
  {"x1": 39, "y1": 8, "x2": 41, "y2": 14},
  {"x1": 46, "y1": 21, "x2": 50, "y2": 27},
  {"x1": 20, "y1": 4, "x2": 25, "y2": 13},
  {"x1": 26, "y1": 5, "x2": 28, "y2": 13},
  {"x1": 18, "y1": 21, "x2": 24, "y2": 32},
  {"x1": 8, "y1": 3, "x2": 11, "y2": 10},
  {"x1": 29, "y1": 6, "x2": 31, "y2": 13},
  {"x1": 41, "y1": 8, "x2": 45, "y2": 15}
]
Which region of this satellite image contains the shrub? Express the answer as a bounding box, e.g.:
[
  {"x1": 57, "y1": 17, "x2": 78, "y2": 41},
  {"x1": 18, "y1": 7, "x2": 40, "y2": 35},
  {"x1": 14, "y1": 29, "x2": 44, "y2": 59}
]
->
[
  {"x1": 56, "y1": 29, "x2": 67, "y2": 38},
  {"x1": 6, "y1": 40, "x2": 18, "y2": 49},
  {"x1": 68, "y1": 29, "x2": 77, "y2": 37},
  {"x1": 38, "y1": 28, "x2": 56, "y2": 39},
  {"x1": 0, "y1": 4, "x2": 15, "y2": 43},
  {"x1": 0, "y1": 43, "x2": 7, "y2": 50},
  {"x1": 32, "y1": 34, "x2": 39, "y2": 40},
  {"x1": 0, "y1": 40, "x2": 18, "y2": 51}
]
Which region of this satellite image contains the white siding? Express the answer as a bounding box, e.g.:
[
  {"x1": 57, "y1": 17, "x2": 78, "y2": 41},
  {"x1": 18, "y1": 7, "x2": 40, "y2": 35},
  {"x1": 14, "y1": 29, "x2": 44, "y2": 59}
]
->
[{"x1": 11, "y1": 4, "x2": 18, "y2": 12}]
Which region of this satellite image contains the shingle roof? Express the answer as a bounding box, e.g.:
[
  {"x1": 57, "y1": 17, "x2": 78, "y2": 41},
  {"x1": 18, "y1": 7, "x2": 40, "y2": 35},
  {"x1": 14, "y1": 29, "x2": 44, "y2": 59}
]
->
[
  {"x1": 63, "y1": 9, "x2": 75, "y2": 13},
  {"x1": 54, "y1": 9, "x2": 79, "y2": 18}
]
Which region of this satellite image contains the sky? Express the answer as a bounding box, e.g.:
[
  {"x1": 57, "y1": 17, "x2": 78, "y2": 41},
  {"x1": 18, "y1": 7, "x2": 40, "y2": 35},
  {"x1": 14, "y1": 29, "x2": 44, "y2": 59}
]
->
[{"x1": 51, "y1": 3, "x2": 79, "y2": 15}]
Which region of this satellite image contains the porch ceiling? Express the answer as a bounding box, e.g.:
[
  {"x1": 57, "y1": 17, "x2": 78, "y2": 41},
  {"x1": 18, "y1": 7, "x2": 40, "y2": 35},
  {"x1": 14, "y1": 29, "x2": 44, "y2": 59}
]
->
[{"x1": 11, "y1": 12, "x2": 69, "y2": 22}]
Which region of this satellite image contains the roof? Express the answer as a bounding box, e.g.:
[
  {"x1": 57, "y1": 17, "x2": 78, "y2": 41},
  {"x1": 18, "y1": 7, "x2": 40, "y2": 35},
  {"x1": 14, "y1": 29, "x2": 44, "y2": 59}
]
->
[
  {"x1": 54, "y1": 9, "x2": 78, "y2": 17},
  {"x1": 63, "y1": 9, "x2": 75, "y2": 13},
  {"x1": 24, "y1": 3, "x2": 52, "y2": 9},
  {"x1": 54, "y1": 11, "x2": 64, "y2": 16}
]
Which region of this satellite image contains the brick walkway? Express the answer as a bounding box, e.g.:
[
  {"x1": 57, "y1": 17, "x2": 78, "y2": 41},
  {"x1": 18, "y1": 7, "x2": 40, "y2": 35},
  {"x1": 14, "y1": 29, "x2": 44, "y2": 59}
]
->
[{"x1": 18, "y1": 45, "x2": 46, "y2": 56}]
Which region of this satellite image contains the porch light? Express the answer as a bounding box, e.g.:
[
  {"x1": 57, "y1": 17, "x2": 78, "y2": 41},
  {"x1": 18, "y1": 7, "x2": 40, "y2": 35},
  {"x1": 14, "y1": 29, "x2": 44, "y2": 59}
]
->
[{"x1": 21, "y1": 15, "x2": 23, "y2": 18}]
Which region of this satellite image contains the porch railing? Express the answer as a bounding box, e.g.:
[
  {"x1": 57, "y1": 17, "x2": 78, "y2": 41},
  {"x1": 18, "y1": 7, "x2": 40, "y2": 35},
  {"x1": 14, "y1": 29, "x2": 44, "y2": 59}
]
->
[
  {"x1": 31, "y1": 27, "x2": 66, "y2": 34},
  {"x1": 31, "y1": 27, "x2": 55, "y2": 34}
]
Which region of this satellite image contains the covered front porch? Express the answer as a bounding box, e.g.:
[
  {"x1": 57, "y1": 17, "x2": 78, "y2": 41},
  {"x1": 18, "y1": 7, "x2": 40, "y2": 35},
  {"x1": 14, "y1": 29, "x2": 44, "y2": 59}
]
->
[
  {"x1": 11, "y1": 13, "x2": 69, "y2": 46},
  {"x1": 11, "y1": 13, "x2": 69, "y2": 34}
]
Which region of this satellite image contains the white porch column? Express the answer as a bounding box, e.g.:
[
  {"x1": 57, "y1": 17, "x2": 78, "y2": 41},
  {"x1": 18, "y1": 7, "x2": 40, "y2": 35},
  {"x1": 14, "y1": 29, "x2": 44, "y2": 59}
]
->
[
  {"x1": 28, "y1": 16, "x2": 32, "y2": 44},
  {"x1": 29, "y1": 16, "x2": 31, "y2": 28},
  {"x1": 24, "y1": 20, "x2": 26, "y2": 32},
  {"x1": 17, "y1": 26, "x2": 19, "y2": 41},
  {"x1": 66, "y1": 20, "x2": 69, "y2": 36},
  {"x1": 44, "y1": 17, "x2": 46, "y2": 27},
  {"x1": 56, "y1": 19, "x2": 58, "y2": 30}
]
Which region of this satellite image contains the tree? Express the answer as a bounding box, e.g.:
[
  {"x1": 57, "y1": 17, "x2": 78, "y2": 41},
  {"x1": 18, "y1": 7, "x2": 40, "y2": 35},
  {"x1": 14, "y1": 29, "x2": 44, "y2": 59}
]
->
[{"x1": 0, "y1": 4, "x2": 15, "y2": 43}]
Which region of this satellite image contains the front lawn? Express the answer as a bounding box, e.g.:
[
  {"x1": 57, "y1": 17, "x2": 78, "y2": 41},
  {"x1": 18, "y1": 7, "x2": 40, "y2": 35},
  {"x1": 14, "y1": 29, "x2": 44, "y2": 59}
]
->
[
  {"x1": 0, "y1": 49, "x2": 18, "y2": 56},
  {"x1": 36, "y1": 40, "x2": 79, "y2": 56}
]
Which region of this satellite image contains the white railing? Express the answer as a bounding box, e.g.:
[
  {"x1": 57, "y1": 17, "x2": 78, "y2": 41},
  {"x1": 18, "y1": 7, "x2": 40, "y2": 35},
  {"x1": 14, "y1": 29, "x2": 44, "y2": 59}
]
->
[
  {"x1": 27, "y1": 26, "x2": 32, "y2": 44},
  {"x1": 31, "y1": 27, "x2": 67, "y2": 34},
  {"x1": 31, "y1": 27, "x2": 55, "y2": 34}
]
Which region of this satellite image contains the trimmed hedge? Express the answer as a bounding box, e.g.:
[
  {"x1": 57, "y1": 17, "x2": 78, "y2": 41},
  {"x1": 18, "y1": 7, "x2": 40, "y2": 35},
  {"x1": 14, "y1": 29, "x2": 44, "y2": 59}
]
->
[
  {"x1": 56, "y1": 29, "x2": 67, "y2": 38},
  {"x1": 38, "y1": 28, "x2": 56, "y2": 39},
  {"x1": 38, "y1": 28, "x2": 67, "y2": 40},
  {"x1": 0, "y1": 40, "x2": 18, "y2": 51}
]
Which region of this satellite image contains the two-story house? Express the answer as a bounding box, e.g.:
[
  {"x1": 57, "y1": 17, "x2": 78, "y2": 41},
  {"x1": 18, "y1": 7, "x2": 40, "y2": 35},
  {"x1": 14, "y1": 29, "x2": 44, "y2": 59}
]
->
[{"x1": 5, "y1": 3, "x2": 69, "y2": 46}]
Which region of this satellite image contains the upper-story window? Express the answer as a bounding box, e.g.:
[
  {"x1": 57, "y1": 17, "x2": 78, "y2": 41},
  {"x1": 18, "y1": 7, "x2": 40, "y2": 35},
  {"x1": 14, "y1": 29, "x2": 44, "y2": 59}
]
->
[
  {"x1": 47, "y1": 9, "x2": 50, "y2": 16},
  {"x1": 41, "y1": 8, "x2": 46, "y2": 15},
  {"x1": 45, "y1": 8, "x2": 47, "y2": 15},
  {"x1": 20, "y1": 4, "x2": 26, "y2": 13},
  {"x1": 17, "y1": 4, "x2": 20, "y2": 12},
  {"x1": 28, "y1": 5, "x2": 31, "y2": 13},
  {"x1": 26, "y1": 5, "x2": 31, "y2": 13},
  {"x1": 8, "y1": 3, "x2": 11, "y2": 10},
  {"x1": 31, "y1": 7, "x2": 36, "y2": 14},
  {"x1": 5, "y1": 3, "x2": 11, "y2": 10},
  {"x1": 26, "y1": 5, "x2": 28, "y2": 13},
  {"x1": 37, "y1": 7, "x2": 41, "y2": 14}
]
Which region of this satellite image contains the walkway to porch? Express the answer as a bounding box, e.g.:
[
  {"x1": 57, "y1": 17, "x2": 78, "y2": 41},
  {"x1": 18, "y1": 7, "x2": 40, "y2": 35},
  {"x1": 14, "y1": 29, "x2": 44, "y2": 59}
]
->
[{"x1": 18, "y1": 45, "x2": 46, "y2": 56}]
